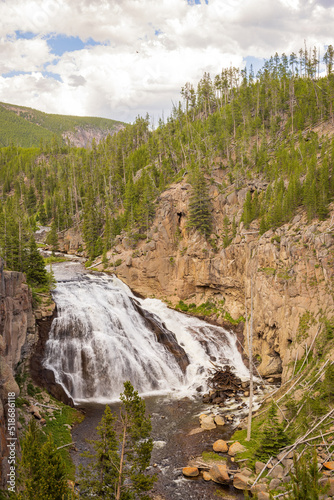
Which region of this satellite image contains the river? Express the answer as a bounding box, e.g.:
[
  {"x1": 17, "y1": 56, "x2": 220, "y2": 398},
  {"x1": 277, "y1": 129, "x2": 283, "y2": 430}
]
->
[{"x1": 44, "y1": 261, "x2": 253, "y2": 499}]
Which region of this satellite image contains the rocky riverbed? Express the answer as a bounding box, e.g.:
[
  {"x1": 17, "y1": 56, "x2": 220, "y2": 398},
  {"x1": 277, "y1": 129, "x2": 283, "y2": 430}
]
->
[{"x1": 70, "y1": 395, "x2": 246, "y2": 500}]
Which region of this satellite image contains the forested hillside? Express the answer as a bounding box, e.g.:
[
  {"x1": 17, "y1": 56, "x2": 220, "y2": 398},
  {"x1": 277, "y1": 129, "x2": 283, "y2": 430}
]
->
[
  {"x1": 1, "y1": 44, "x2": 334, "y2": 272},
  {"x1": 0, "y1": 102, "x2": 124, "y2": 148}
]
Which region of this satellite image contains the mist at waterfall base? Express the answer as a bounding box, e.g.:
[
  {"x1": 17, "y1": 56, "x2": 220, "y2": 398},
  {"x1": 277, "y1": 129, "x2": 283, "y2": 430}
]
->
[{"x1": 43, "y1": 263, "x2": 249, "y2": 404}]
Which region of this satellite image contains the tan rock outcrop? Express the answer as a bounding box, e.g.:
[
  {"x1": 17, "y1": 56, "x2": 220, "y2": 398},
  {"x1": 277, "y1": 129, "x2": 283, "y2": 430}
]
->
[
  {"x1": 99, "y1": 178, "x2": 334, "y2": 383},
  {"x1": 0, "y1": 259, "x2": 35, "y2": 488}
]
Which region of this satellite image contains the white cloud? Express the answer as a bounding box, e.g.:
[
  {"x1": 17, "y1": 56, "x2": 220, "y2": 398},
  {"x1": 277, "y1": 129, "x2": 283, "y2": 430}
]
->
[
  {"x1": 0, "y1": 0, "x2": 333, "y2": 122},
  {"x1": 0, "y1": 37, "x2": 52, "y2": 73}
]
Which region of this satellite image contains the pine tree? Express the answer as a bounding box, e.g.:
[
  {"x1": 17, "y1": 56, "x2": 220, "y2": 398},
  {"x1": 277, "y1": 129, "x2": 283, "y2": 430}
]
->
[
  {"x1": 286, "y1": 448, "x2": 329, "y2": 499},
  {"x1": 255, "y1": 403, "x2": 289, "y2": 461},
  {"x1": 25, "y1": 236, "x2": 49, "y2": 287},
  {"x1": 46, "y1": 221, "x2": 59, "y2": 254},
  {"x1": 17, "y1": 419, "x2": 68, "y2": 500},
  {"x1": 80, "y1": 381, "x2": 156, "y2": 500},
  {"x1": 186, "y1": 167, "x2": 212, "y2": 237},
  {"x1": 37, "y1": 204, "x2": 48, "y2": 225},
  {"x1": 80, "y1": 406, "x2": 119, "y2": 498}
]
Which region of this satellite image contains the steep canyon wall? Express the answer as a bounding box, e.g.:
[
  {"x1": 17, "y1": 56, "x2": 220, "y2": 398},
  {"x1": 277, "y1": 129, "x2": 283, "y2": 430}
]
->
[
  {"x1": 0, "y1": 259, "x2": 35, "y2": 487},
  {"x1": 102, "y1": 174, "x2": 334, "y2": 383}
]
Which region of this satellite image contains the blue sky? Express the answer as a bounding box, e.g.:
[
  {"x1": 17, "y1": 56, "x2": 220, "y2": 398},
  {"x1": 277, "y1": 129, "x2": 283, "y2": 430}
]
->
[{"x1": 0, "y1": 0, "x2": 333, "y2": 123}]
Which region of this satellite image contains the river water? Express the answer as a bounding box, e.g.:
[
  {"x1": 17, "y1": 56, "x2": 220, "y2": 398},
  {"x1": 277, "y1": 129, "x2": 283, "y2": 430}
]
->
[{"x1": 45, "y1": 261, "x2": 251, "y2": 499}]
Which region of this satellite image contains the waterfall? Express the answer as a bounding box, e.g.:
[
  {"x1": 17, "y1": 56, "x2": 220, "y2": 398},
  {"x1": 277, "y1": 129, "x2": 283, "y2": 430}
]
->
[{"x1": 43, "y1": 268, "x2": 249, "y2": 403}]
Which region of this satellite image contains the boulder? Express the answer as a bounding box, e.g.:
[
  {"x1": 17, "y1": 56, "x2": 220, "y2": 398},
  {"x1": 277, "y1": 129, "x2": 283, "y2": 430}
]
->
[
  {"x1": 212, "y1": 439, "x2": 228, "y2": 453},
  {"x1": 199, "y1": 414, "x2": 216, "y2": 430},
  {"x1": 257, "y1": 493, "x2": 270, "y2": 500},
  {"x1": 318, "y1": 477, "x2": 334, "y2": 496},
  {"x1": 239, "y1": 467, "x2": 253, "y2": 477},
  {"x1": 228, "y1": 441, "x2": 246, "y2": 456},
  {"x1": 29, "y1": 406, "x2": 42, "y2": 420},
  {"x1": 269, "y1": 464, "x2": 284, "y2": 479},
  {"x1": 233, "y1": 473, "x2": 251, "y2": 490},
  {"x1": 269, "y1": 478, "x2": 282, "y2": 490},
  {"x1": 214, "y1": 415, "x2": 225, "y2": 426},
  {"x1": 255, "y1": 461, "x2": 267, "y2": 475},
  {"x1": 208, "y1": 464, "x2": 230, "y2": 484},
  {"x1": 182, "y1": 467, "x2": 199, "y2": 477},
  {"x1": 251, "y1": 483, "x2": 268, "y2": 493},
  {"x1": 202, "y1": 471, "x2": 212, "y2": 481}
]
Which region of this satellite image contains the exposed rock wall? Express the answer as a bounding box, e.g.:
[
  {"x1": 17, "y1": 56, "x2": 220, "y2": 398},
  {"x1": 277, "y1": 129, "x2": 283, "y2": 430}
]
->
[
  {"x1": 62, "y1": 124, "x2": 124, "y2": 148},
  {"x1": 0, "y1": 259, "x2": 35, "y2": 488},
  {"x1": 101, "y1": 175, "x2": 334, "y2": 383}
]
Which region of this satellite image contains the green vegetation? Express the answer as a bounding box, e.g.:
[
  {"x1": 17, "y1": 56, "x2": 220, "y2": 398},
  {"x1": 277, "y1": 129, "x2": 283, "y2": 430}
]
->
[
  {"x1": 1, "y1": 45, "x2": 334, "y2": 268},
  {"x1": 186, "y1": 166, "x2": 212, "y2": 237},
  {"x1": 17, "y1": 419, "x2": 70, "y2": 500},
  {"x1": 297, "y1": 311, "x2": 315, "y2": 341},
  {"x1": 175, "y1": 299, "x2": 245, "y2": 324},
  {"x1": 0, "y1": 101, "x2": 123, "y2": 148},
  {"x1": 201, "y1": 451, "x2": 227, "y2": 463},
  {"x1": 254, "y1": 403, "x2": 290, "y2": 462},
  {"x1": 43, "y1": 255, "x2": 67, "y2": 264},
  {"x1": 175, "y1": 300, "x2": 218, "y2": 316},
  {"x1": 80, "y1": 381, "x2": 156, "y2": 499},
  {"x1": 233, "y1": 318, "x2": 334, "y2": 473},
  {"x1": 286, "y1": 449, "x2": 330, "y2": 499}
]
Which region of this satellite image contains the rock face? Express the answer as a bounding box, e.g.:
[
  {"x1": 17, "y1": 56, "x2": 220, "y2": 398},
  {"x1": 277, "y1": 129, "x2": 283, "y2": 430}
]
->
[
  {"x1": 0, "y1": 259, "x2": 35, "y2": 488},
  {"x1": 130, "y1": 298, "x2": 189, "y2": 372},
  {"x1": 30, "y1": 311, "x2": 74, "y2": 407},
  {"x1": 100, "y1": 177, "x2": 334, "y2": 383},
  {"x1": 62, "y1": 124, "x2": 124, "y2": 148},
  {"x1": 58, "y1": 226, "x2": 84, "y2": 255}
]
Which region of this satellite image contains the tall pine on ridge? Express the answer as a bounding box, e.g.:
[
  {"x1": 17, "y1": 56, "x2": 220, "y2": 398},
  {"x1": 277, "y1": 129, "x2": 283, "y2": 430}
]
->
[{"x1": 186, "y1": 165, "x2": 212, "y2": 237}]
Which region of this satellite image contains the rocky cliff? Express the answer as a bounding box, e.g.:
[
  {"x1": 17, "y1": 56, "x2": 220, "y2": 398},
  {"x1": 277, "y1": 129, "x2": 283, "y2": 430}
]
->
[
  {"x1": 97, "y1": 169, "x2": 334, "y2": 384},
  {"x1": 0, "y1": 259, "x2": 35, "y2": 487},
  {"x1": 62, "y1": 123, "x2": 124, "y2": 148}
]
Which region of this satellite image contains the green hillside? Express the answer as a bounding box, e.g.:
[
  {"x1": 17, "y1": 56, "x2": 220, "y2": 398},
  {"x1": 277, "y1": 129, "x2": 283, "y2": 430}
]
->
[
  {"x1": 1, "y1": 44, "x2": 334, "y2": 269},
  {"x1": 0, "y1": 102, "x2": 124, "y2": 147}
]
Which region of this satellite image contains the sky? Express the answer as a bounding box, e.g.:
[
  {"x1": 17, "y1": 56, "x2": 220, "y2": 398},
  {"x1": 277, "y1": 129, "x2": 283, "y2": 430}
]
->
[{"x1": 0, "y1": 0, "x2": 333, "y2": 124}]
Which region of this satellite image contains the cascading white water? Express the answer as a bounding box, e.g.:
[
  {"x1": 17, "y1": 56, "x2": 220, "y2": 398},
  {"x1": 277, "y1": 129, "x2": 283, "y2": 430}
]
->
[{"x1": 43, "y1": 266, "x2": 249, "y2": 403}]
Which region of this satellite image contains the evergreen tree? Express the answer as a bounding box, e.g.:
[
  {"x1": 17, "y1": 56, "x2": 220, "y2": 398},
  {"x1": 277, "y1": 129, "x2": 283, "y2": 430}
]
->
[
  {"x1": 46, "y1": 221, "x2": 59, "y2": 254},
  {"x1": 25, "y1": 237, "x2": 49, "y2": 287},
  {"x1": 80, "y1": 381, "x2": 156, "y2": 500},
  {"x1": 286, "y1": 448, "x2": 329, "y2": 499},
  {"x1": 37, "y1": 204, "x2": 48, "y2": 225},
  {"x1": 17, "y1": 419, "x2": 68, "y2": 500},
  {"x1": 255, "y1": 403, "x2": 289, "y2": 461},
  {"x1": 186, "y1": 167, "x2": 212, "y2": 237}
]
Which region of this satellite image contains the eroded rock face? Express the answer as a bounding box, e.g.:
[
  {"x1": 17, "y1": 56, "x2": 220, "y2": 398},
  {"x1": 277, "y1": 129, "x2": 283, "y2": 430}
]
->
[
  {"x1": 58, "y1": 226, "x2": 84, "y2": 255},
  {"x1": 0, "y1": 259, "x2": 35, "y2": 487},
  {"x1": 62, "y1": 124, "x2": 124, "y2": 148},
  {"x1": 99, "y1": 178, "x2": 334, "y2": 383}
]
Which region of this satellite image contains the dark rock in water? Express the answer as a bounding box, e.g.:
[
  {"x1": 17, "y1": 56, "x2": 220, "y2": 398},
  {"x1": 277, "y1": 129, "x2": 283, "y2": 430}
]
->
[
  {"x1": 130, "y1": 298, "x2": 190, "y2": 372},
  {"x1": 30, "y1": 309, "x2": 74, "y2": 407},
  {"x1": 196, "y1": 386, "x2": 202, "y2": 392}
]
